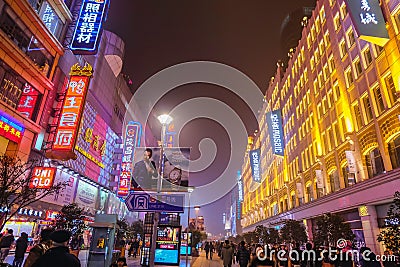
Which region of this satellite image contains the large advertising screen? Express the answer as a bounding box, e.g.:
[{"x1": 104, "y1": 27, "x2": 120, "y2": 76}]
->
[
  {"x1": 131, "y1": 147, "x2": 190, "y2": 192},
  {"x1": 155, "y1": 226, "x2": 181, "y2": 265}
]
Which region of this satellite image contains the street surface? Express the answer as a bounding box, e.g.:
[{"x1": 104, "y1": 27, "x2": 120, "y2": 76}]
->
[{"x1": 3, "y1": 250, "x2": 232, "y2": 267}]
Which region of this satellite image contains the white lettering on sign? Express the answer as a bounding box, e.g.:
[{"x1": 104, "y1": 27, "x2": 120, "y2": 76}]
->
[
  {"x1": 270, "y1": 113, "x2": 283, "y2": 153},
  {"x1": 252, "y1": 151, "x2": 260, "y2": 181},
  {"x1": 359, "y1": 0, "x2": 378, "y2": 24}
]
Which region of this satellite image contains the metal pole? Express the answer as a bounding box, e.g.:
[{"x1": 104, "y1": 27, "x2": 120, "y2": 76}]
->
[{"x1": 185, "y1": 193, "x2": 190, "y2": 267}]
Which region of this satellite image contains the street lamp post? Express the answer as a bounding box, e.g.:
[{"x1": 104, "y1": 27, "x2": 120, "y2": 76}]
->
[{"x1": 186, "y1": 187, "x2": 194, "y2": 267}]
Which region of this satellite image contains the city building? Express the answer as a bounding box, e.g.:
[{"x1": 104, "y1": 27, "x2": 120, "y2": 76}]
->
[{"x1": 241, "y1": 0, "x2": 400, "y2": 254}]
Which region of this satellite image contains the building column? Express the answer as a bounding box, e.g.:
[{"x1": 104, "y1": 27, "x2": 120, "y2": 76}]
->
[{"x1": 359, "y1": 205, "x2": 382, "y2": 254}]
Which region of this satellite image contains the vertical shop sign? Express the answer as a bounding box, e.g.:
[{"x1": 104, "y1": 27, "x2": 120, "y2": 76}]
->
[
  {"x1": 266, "y1": 109, "x2": 285, "y2": 156},
  {"x1": 17, "y1": 84, "x2": 40, "y2": 120},
  {"x1": 46, "y1": 63, "x2": 93, "y2": 160},
  {"x1": 70, "y1": 0, "x2": 109, "y2": 54},
  {"x1": 249, "y1": 148, "x2": 261, "y2": 183},
  {"x1": 117, "y1": 121, "x2": 142, "y2": 197}
]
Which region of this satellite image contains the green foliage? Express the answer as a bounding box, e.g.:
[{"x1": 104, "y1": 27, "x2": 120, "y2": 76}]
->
[
  {"x1": 0, "y1": 155, "x2": 66, "y2": 232},
  {"x1": 243, "y1": 231, "x2": 257, "y2": 244},
  {"x1": 54, "y1": 203, "x2": 86, "y2": 236},
  {"x1": 190, "y1": 229, "x2": 207, "y2": 247},
  {"x1": 255, "y1": 225, "x2": 268, "y2": 244},
  {"x1": 280, "y1": 219, "x2": 308, "y2": 245},
  {"x1": 313, "y1": 213, "x2": 355, "y2": 247},
  {"x1": 116, "y1": 218, "x2": 129, "y2": 244},
  {"x1": 265, "y1": 228, "x2": 281, "y2": 245},
  {"x1": 377, "y1": 191, "x2": 400, "y2": 253},
  {"x1": 128, "y1": 220, "x2": 144, "y2": 240}
]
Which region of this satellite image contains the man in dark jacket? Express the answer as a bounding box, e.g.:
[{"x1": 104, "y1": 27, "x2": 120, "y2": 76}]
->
[
  {"x1": 23, "y1": 228, "x2": 54, "y2": 267},
  {"x1": 0, "y1": 229, "x2": 15, "y2": 262},
  {"x1": 236, "y1": 241, "x2": 250, "y2": 267},
  {"x1": 32, "y1": 230, "x2": 80, "y2": 267},
  {"x1": 13, "y1": 232, "x2": 29, "y2": 267}
]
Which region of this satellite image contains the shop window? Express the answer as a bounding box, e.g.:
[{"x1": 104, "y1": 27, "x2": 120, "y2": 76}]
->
[
  {"x1": 352, "y1": 102, "x2": 363, "y2": 131},
  {"x1": 388, "y1": 135, "x2": 400, "y2": 170},
  {"x1": 329, "y1": 170, "x2": 340, "y2": 193},
  {"x1": 365, "y1": 148, "x2": 385, "y2": 178},
  {"x1": 373, "y1": 86, "x2": 385, "y2": 115},
  {"x1": 362, "y1": 95, "x2": 374, "y2": 123},
  {"x1": 342, "y1": 165, "x2": 356, "y2": 187}
]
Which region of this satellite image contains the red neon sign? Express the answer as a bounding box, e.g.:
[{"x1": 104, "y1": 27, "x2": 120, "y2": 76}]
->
[
  {"x1": 29, "y1": 167, "x2": 56, "y2": 189},
  {"x1": 45, "y1": 210, "x2": 60, "y2": 221},
  {"x1": 0, "y1": 110, "x2": 24, "y2": 143},
  {"x1": 17, "y1": 84, "x2": 40, "y2": 119}
]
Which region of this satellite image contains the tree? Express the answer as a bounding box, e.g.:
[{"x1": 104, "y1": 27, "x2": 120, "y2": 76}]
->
[
  {"x1": 127, "y1": 220, "x2": 144, "y2": 240},
  {"x1": 0, "y1": 155, "x2": 66, "y2": 231},
  {"x1": 265, "y1": 228, "x2": 281, "y2": 245},
  {"x1": 190, "y1": 229, "x2": 207, "y2": 248},
  {"x1": 255, "y1": 225, "x2": 269, "y2": 244},
  {"x1": 313, "y1": 213, "x2": 355, "y2": 247},
  {"x1": 54, "y1": 203, "x2": 86, "y2": 236},
  {"x1": 377, "y1": 191, "x2": 400, "y2": 254},
  {"x1": 280, "y1": 219, "x2": 308, "y2": 245},
  {"x1": 243, "y1": 231, "x2": 257, "y2": 244},
  {"x1": 116, "y1": 218, "x2": 129, "y2": 246}
]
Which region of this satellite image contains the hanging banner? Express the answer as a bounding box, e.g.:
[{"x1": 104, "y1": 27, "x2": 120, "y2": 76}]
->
[
  {"x1": 118, "y1": 121, "x2": 142, "y2": 197},
  {"x1": 344, "y1": 0, "x2": 389, "y2": 46},
  {"x1": 237, "y1": 170, "x2": 244, "y2": 202},
  {"x1": 249, "y1": 148, "x2": 261, "y2": 183},
  {"x1": 345, "y1": 150, "x2": 357, "y2": 173},
  {"x1": 315, "y1": 169, "x2": 324, "y2": 189},
  {"x1": 266, "y1": 109, "x2": 284, "y2": 156},
  {"x1": 46, "y1": 63, "x2": 93, "y2": 161},
  {"x1": 296, "y1": 183, "x2": 304, "y2": 198},
  {"x1": 70, "y1": 0, "x2": 109, "y2": 54}
]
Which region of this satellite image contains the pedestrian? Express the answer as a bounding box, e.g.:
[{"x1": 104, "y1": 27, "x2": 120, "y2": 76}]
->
[
  {"x1": 0, "y1": 229, "x2": 15, "y2": 262},
  {"x1": 359, "y1": 247, "x2": 382, "y2": 267},
  {"x1": 70, "y1": 235, "x2": 83, "y2": 257},
  {"x1": 250, "y1": 245, "x2": 274, "y2": 267},
  {"x1": 383, "y1": 250, "x2": 397, "y2": 267},
  {"x1": 31, "y1": 229, "x2": 80, "y2": 267},
  {"x1": 290, "y1": 243, "x2": 302, "y2": 267},
  {"x1": 13, "y1": 232, "x2": 29, "y2": 267},
  {"x1": 116, "y1": 257, "x2": 127, "y2": 267},
  {"x1": 23, "y1": 228, "x2": 54, "y2": 267},
  {"x1": 301, "y1": 243, "x2": 315, "y2": 267},
  {"x1": 221, "y1": 240, "x2": 234, "y2": 267},
  {"x1": 236, "y1": 241, "x2": 250, "y2": 267},
  {"x1": 205, "y1": 242, "x2": 210, "y2": 259},
  {"x1": 132, "y1": 239, "x2": 139, "y2": 258}
]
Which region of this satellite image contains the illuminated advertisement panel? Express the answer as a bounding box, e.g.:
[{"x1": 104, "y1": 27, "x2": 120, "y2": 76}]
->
[
  {"x1": 180, "y1": 232, "x2": 192, "y2": 255},
  {"x1": 0, "y1": 110, "x2": 24, "y2": 143},
  {"x1": 118, "y1": 121, "x2": 142, "y2": 197},
  {"x1": 29, "y1": 167, "x2": 56, "y2": 189},
  {"x1": 237, "y1": 170, "x2": 243, "y2": 202},
  {"x1": 344, "y1": 0, "x2": 389, "y2": 46},
  {"x1": 155, "y1": 226, "x2": 181, "y2": 265},
  {"x1": 266, "y1": 109, "x2": 284, "y2": 156},
  {"x1": 249, "y1": 148, "x2": 261, "y2": 183},
  {"x1": 17, "y1": 84, "x2": 40, "y2": 120},
  {"x1": 70, "y1": 0, "x2": 109, "y2": 54},
  {"x1": 47, "y1": 63, "x2": 93, "y2": 161}
]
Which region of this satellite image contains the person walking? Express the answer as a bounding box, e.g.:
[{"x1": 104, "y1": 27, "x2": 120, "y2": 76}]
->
[
  {"x1": 236, "y1": 241, "x2": 250, "y2": 267},
  {"x1": 131, "y1": 239, "x2": 139, "y2": 258},
  {"x1": 0, "y1": 229, "x2": 15, "y2": 262},
  {"x1": 31, "y1": 229, "x2": 80, "y2": 267},
  {"x1": 205, "y1": 242, "x2": 211, "y2": 259},
  {"x1": 23, "y1": 228, "x2": 54, "y2": 267},
  {"x1": 221, "y1": 240, "x2": 234, "y2": 267},
  {"x1": 13, "y1": 232, "x2": 29, "y2": 267}
]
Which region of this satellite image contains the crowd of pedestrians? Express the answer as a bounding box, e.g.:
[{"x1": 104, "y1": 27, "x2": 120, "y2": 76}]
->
[{"x1": 203, "y1": 239, "x2": 399, "y2": 267}]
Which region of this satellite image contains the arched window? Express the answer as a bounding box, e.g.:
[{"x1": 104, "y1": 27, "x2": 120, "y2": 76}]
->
[
  {"x1": 365, "y1": 148, "x2": 385, "y2": 178},
  {"x1": 329, "y1": 169, "x2": 340, "y2": 192},
  {"x1": 388, "y1": 135, "x2": 400, "y2": 169}
]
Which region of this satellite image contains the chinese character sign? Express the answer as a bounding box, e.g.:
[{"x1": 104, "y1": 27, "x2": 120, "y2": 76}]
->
[
  {"x1": 117, "y1": 121, "x2": 142, "y2": 197},
  {"x1": 53, "y1": 76, "x2": 89, "y2": 153},
  {"x1": 266, "y1": 109, "x2": 284, "y2": 157},
  {"x1": 249, "y1": 148, "x2": 261, "y2": 183},
  {"x1": 0, "y1": 110, "x2": 24, "y2": 143},
  {"x1": 237, "y1": 171, "x2": 244, "y2": 202},
  {"x1": 38, "y1": 1, "x2": 61, "y2": 37},
  {"x1": 345, "y1": 0, "x2": 389, "y2": 46},
  {"x1": 29, "y1": 167, "x2": 56, "y2": 189},
  {"x1": 17, "y1": 84, "x2": 40, "y2": 120},
  {"x1": 70, "y1": 0, "x2": 109, "y2": 54}
]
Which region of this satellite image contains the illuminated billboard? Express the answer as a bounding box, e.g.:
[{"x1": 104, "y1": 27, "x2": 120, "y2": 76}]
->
[
  {"x1": 47, "y1": 63, "x2": 93, "y2": 161},
  {"x1": 155, "y1": 226, "x2": 181, "y2": 265},
  {"x1": 266, "y1": 109, "x2": 284, "y2": 157},
  {"x1": 118, "y1": 121, "x2": 142, "y2": 197},
  {"x1": 17, "y1": 84, "x2": 41, "y2": 120},
  {"x1": 0, "y1": 110, "x2": 24, "y2": 143},
  {"x1": 344, "y1": 0, "x2": 389, "y2": 46},
  {"x1": 237, "y1": 170, "x2": 243, "y2": 202},
  {"x1": 29, "y1": 167, "x2": 56, "y2": 189},
  {"x1": 249, "y1": 148, "x2": 261, "y2": 183},
  {"x1": 70, "y1": 0, "x2": 109, "y2": 54}
]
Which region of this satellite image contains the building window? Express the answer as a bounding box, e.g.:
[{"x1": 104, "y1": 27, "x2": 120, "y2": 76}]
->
[
  {"x1": 385, "y1": 75, "x2": 397, "y2": 106},
  {"x1": 334, "y1": 13, "x2": 341, "y2": 31},
  {"x1": 329, "y1": 55, "x2": 336, "y2": 73},
  {"x1": 352, "y1": 102, "x2": 363, "y2": 131},
  {"x1": 347, "y1": 28, "x2": 356, "y2": 47},
  {"x1": 363, "y1": 46, "x2": 373, "y2": 67},
  {"x1": 373, "y1": 86, "x2": 385, "y2": 115},
  {"x1": 374, "y1": 44, "x2": 384, "y2": 56},
  {"x1": 333, "y1": 82, "x2": 340, "y2": 100},
  {"x1": 328, "y1": 170, "x2": 340, "y2": 193},
  {"x1": 362, "y1": 95, "x2": 374, "y2": 123},
  {"x1": 320, "y1": 7, "x2": 326, "y2": 24},
  {"x1": 340, "y1": 3, "x2": 348, "y2": 19},
  {"x1": 340, "y1": 40, "x2": 347, "y2": 58},
  {"x1": 345, "y1": 67, "x2": 354, "y2": 87},
  {"x1": 330, "y1": 0, "x2": 336, "y2": 6},
  {"x1": 306, "y1": 183, "x2": 313, "y2": 202},
  {"x1": 324, "y1": 31, "x2": 331, "y2": 47},
  {"x1": 365, "y1": 148, "x2": 385, "y2": 178},
  {"x1": 388, "y1": 135, "x2": 400, "y2": 169},
  {"x1": 353, "y1": 58, "x2": 363, "y2": 78}
]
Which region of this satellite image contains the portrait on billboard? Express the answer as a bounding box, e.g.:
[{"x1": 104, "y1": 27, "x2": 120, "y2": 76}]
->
[{"x1": 131, "y1": 148, "x2": 158, "y2": 190}]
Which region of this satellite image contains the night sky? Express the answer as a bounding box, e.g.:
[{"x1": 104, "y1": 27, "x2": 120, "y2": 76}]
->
[{"x1": 105, "y1": 0, "x2": 316, "y2": 235}]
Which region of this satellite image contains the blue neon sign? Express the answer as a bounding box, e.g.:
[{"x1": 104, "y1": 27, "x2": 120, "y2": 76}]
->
[
  {"x1": 266, "y1": 109, "x2": 285, "y2": 157},
  {"x1": 70, "y1": 0, "x2": 109, "y2": 54},
  {"x1": 249, "y1": 148, "x2": 261, "y2": 183}
]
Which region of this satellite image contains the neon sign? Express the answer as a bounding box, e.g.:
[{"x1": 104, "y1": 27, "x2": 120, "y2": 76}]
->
[
  {"x1": 17, "y1": 84, "x2": 40, "y2": 120},
  {"x1": 266, "y1": 109, "x2": 284, "y2": 156},
  {"x1": 117, "y1": 121, "x2": 142, "y2": 197},
  {"x1": 29, "y1": 167, "x2": 56, "y2": 189},
  {"x1": 0, "y1": 110, "x2": 24, "y2": 143},
  {"x1": 47, "y1": 63, "x2": 93, "y2": 160},
  {"x1": 249, "y1": 148, "x2": 261, "y2": 183},
  {"x1": 70, "y1": 0, "x2": 109, "y2": 54}
]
